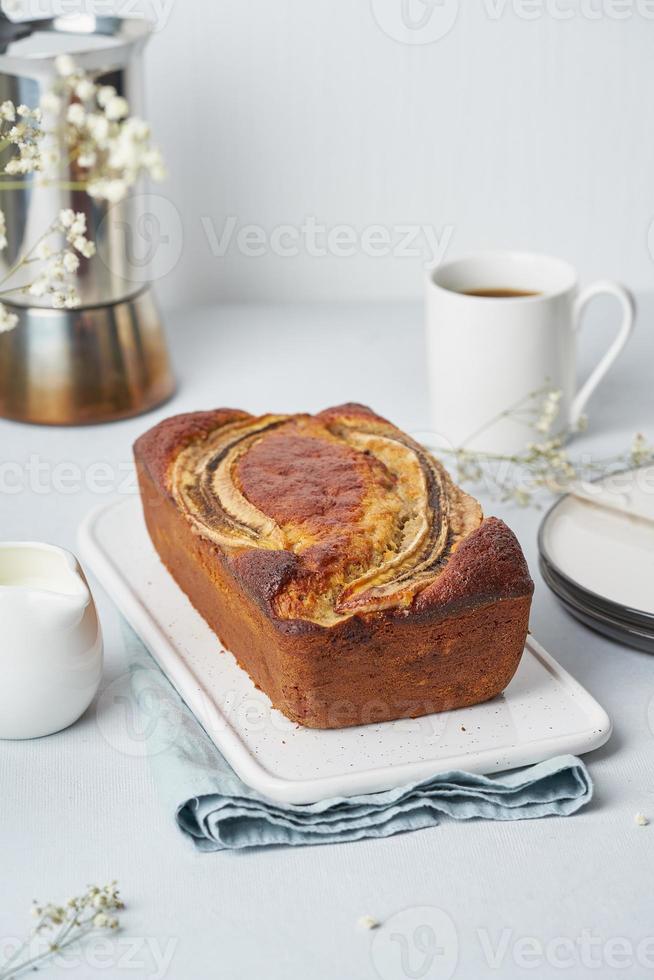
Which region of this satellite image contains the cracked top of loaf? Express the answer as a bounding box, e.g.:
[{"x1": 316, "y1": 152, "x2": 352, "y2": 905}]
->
[{"x1": 135, "y1": 403, "x2": 533, "y2": 627}]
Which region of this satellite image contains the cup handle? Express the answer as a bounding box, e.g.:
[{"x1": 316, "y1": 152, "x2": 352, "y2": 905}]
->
[{"x1": 570, "y1": 280, "x2": 636, "y2": 428}]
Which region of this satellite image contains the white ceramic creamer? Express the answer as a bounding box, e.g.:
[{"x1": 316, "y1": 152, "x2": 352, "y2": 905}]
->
[{"x1": 0, "y1": 542, "x2": 103, "y2": 739}]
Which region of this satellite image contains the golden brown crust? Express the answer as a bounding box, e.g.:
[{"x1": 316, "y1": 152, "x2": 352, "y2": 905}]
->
[
  {"x1": 134, "y1": 404, "x2": 534, "y2": 728},
  {"x1": 134, "y1": 408, "x2": 250, "y2": 493}
]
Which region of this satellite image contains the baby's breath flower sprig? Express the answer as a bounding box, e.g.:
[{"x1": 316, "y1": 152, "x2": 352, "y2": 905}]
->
[
  {"x1": 0, "y1": 100, "x2": 44, "y2": 178},
  {"x1": 0, "y1": 301, "x2": 17, "y2": 333},
  {"x1": 535, "y1": 389, "x2": 563, "y2": 434},
  {"x1": 432, "y1": 387, "x2": 654, "y2": 508},
  {"x1": 0, "y1": 882, "x2": 124, "y2": 980},
  {"x1": 0, "y1": 208, "x2": 95, "y2": 316},
  {"x1": 46, "y1": 54, "x2": 166, "y2": 204},
  {"x1": 0, "y1": 58, "x2": 164, "y2": 332}
]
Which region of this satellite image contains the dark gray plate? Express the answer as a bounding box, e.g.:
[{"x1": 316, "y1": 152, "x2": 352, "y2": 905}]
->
[
  {"x1": 537, "y1": 486, "x2": 654, "y2": 631},
  {"x1": 539, "y1": 558, "x2": 654, "y2": 654}
]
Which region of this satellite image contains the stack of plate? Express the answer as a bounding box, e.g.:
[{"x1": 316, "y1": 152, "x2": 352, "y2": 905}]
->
[{"x1": 538, "y1": 465, "x2": 654, "y2": 653}]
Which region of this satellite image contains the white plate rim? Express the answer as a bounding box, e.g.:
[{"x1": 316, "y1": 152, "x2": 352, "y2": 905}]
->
[{"x1": 538, "y1": 467, "x2": 654, "y2": 625}]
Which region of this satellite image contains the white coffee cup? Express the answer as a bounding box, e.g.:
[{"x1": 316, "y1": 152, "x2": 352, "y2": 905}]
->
[{"x1": 425, "y1": 251, "x2": 635, "y2": 455}]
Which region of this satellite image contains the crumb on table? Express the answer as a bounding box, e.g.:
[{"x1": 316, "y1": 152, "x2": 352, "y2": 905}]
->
[{"x1": 357, "y1": 915, "x2": 379, "y2": 930}]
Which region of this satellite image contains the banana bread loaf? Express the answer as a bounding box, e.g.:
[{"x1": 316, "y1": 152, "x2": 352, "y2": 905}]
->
[{"x1": 134, "y1": 403, "x2": 533, "y2": 729}]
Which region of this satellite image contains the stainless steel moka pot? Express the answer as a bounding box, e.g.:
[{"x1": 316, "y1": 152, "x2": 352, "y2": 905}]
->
[{"x1": 0, "y1": 14, "x2": 175, "y2": 424}]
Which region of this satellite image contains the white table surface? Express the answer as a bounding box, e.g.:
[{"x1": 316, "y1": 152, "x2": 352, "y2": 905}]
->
[{"x1": 2, "y1": 298, "x2": 654, "y2": 980}]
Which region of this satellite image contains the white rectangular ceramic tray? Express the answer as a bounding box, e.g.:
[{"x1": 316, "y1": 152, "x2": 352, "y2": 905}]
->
[{"x1": 79, "y1": 497, "x2": 612, "y2": 804}]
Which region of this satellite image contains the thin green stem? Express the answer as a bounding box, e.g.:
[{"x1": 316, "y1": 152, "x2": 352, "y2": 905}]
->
[
  {"x1": 0, "y1": 282, "x2": 37, "y2": 297},
  {"x1": 0, "y1": 910, "x2": 103, "y2": 980},
  {"x1": 0, "y1": 222, "x2": 57, "y2": 288},
  {"x1": 0, "y1": 925, "x2": 94, "y2": 980},
  {"x1": 0, "y1": 937, "x2": 30, "y2": 975}
]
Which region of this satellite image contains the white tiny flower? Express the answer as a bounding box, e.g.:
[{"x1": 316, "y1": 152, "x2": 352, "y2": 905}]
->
[
  {"x1": 144, "y1": 148, "x2": 166, "y2": 181},
  {"x1": 0, "y1": 100, "x2": 15, "y2": 121},
  {"x1": 631, "y1": 432, "x2": 651, "y2": 465},
  {"x1": 97, "y1": 85, "x2": 117, "y2": 108},
  {"x1": 104, "y1": 95, "x2": 129, "y2": 121},
  {"x1": 4, "y1": 159, "x2": 20, "y2": 175},
  {"x1": 74, "y1": 236, "x2": 96, "y2": 258},
  {"x1": 16, "y1": 104, "x2": 30, "y2": 117},
  {"x1": 55, "y1": 54, "x2": 76, "y2": 77},
  {"x1": 75, "y1": 78, "x2": 96, "y2": 101},
  {"x1": 40, "y1": 91, "x2": 62, "y2": 115},
  {"x1": 93, "y1": 912, "x2": 109, "y2": 927},
  {"x1": 635, "y1": 812, "x2": 649, "y2": 826},
  {"x1": 125, "y1": 117, "x2": 150, "y2": 140},
  {"x1": 77, "y1": 150, "x2": 96, "y2": 168},
  {"x1": 59, "y1": 208, "x2": 76, "y2": 228},
  {"x1": 51, "y1": 291, "x2": 67, "y2": 309},
  {"x1": 35, "y1": 240, "x2": 53, "y2": 261},
  {"x1": 66, "y1": 103, "x2": 86, "y2": 127},
  {"x1": 86, "y1": 112, "x2": 110, "y2": 144},
  {"x1": 0, "y1": 303, "x2": 19, "y2": 332},
  {"x1": 103, "y1": 179, "x2": 127, "y2": 203},
  {"x1": 63, "y1": 251, "x2": 79, "y2": 273},
  {"x1": 86, "y1": 180, "x2": 104, "y2": 200},
  {"x1": 28, "y1": 278, "x2": 48, "y2": 297},
  {"x1": 69, "y1": 215, "x2": 87, "y2": 238},
  {"x1": 150, "y1": 160, "x2": 166, "y2": 182}
]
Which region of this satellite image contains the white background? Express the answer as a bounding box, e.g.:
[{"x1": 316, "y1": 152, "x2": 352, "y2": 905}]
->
[{"x1": 132, "y1": 0, "x2": 654, "y2": 308}]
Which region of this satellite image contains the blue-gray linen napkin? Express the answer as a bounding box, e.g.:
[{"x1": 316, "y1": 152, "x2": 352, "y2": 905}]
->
[{"x1": 122, "y1": 625, "x2": 593, "y2": 851}]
